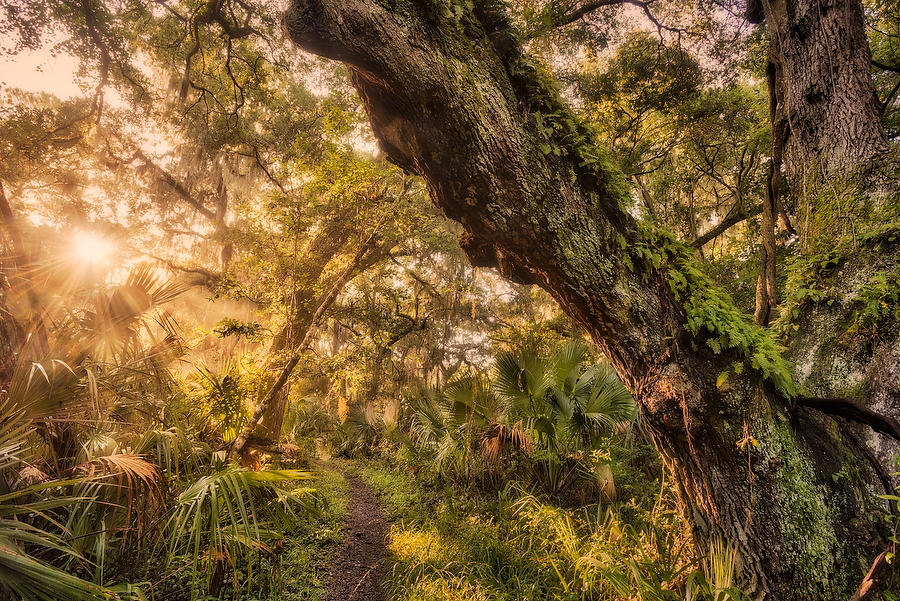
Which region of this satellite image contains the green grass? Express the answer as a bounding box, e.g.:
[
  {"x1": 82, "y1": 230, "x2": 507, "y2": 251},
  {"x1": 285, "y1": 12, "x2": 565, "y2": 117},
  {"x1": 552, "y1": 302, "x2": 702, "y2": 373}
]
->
[
  {"x1": 354, "y1": 459, "x2": 699, "y2": 601},
  {"x1": 268, "y1": 468, "x2": 349, "y2": 601}
]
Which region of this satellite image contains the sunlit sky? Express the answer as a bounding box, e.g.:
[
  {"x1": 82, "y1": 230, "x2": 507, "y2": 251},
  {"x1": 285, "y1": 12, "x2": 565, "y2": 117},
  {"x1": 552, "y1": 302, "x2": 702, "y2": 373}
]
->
[
  {"x1": 0, "y1": 44, "x2": 82, "y2": 99},
  {"x1": 0, "y1": 7, "x2": 726, "y2": 258}
]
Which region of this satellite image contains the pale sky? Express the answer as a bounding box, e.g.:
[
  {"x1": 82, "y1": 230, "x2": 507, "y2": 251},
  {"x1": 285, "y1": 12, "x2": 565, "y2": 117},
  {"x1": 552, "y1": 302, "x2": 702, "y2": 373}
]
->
[{"x1": 0, "y1": 44, "x2": 82, "y2": 98}]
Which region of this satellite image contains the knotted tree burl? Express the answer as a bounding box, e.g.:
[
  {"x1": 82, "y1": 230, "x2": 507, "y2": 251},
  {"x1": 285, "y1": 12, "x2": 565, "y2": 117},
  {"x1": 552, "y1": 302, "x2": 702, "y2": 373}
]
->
[{"x1": 282, "y1": 0, "x2": 899, "y2": 597}]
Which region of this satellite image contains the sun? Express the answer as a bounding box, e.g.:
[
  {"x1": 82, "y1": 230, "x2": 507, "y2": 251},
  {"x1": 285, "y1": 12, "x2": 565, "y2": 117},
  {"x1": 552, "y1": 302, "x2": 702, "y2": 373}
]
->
[{"x1": 73, "y1": 232, "x2": 116, "y2": 264}]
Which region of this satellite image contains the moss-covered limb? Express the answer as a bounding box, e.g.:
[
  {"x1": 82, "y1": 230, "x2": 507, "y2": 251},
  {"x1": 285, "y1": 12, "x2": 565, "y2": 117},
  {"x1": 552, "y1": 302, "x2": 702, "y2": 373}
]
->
[
  {"x1": 452, "y1": 3, "x2": 799, "y2": 398},
  {"x1": 766, "y1": 160, "x2": 900, "y2": 350},
  {"x1": 625, "y1": 222, "x2": 797, "y2": 397},
  {"x1": 776, "y1": 206, "x2": 900, "y2": 476}
]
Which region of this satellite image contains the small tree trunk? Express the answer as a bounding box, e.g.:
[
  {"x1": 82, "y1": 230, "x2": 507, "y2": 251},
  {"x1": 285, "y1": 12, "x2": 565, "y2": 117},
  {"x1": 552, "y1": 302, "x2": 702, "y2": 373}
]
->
[{"x1": 228, "y1": 237, "x2": 384, "y2": 459}]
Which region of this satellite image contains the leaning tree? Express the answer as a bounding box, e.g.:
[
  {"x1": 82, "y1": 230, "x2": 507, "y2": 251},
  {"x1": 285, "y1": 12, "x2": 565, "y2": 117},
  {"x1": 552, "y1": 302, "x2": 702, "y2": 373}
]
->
[{"x1": 282, "y1": 0, "x2": 900, "y2": 597}]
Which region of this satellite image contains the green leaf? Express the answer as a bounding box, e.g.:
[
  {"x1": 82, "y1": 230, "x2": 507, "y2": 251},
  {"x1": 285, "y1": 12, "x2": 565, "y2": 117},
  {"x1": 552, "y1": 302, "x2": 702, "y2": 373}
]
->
[{"x1": 716, "y1": 371, "x2": 729, "y2": 388}]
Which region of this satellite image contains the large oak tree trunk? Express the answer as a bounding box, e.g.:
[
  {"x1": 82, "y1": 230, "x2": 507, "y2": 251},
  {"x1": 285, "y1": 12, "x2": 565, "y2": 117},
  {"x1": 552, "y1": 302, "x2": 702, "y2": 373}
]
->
[
  {"x1": 282, "y1": 0, "x2": 892, "y2": 597},
  {"x1": 756, "y1": 0, "x2": 889, "y2": 181}
]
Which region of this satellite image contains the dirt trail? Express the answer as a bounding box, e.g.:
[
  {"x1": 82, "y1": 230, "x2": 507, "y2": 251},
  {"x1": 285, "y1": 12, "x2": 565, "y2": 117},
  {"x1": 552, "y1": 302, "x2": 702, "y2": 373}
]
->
[{"x1": 326, "y1": 475, "x2": 390, "y2": 601}]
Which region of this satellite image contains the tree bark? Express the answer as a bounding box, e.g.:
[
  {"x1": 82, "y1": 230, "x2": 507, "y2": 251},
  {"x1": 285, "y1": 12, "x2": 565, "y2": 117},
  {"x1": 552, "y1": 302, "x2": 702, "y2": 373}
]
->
[
  {"x1": 282, "y1": 1, "x2": 888, "y2": 597},
  {"x1": 756, "y1": 0, "x2": 889, "y2": 181}
]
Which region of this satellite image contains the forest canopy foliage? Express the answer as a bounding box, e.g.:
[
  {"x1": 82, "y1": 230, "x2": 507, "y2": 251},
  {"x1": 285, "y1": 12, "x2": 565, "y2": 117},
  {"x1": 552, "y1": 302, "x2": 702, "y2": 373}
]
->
[{"x1": 1, "y1": 0, "x2": 900, "y2": 599}]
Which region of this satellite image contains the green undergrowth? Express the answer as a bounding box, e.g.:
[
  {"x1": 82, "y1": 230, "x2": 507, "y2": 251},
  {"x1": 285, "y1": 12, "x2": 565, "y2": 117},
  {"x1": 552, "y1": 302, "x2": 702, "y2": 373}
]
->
[
  {"x1": 264, "y1": 468, "x2": 349, "y2": 601},
  {"x1": 143, "y1": 469, "x2": 347, "y2": 601},
  {"x1": 353, "y1": 458, "x2": 725, "y2": 601}
]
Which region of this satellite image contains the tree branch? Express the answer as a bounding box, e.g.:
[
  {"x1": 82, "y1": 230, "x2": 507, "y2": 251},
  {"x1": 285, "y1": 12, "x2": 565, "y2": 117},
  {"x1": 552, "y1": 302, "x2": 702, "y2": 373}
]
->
[
  {"x1": 692, "y1": 204, "x2": 762, "y2": 248},
  {"x1": 533, "y1": 0, "x2": 696, "y2": 40},
  {"x1": 796, "y1": 396, "x2": 900, "y2": 442},
  {"x1": 129, "y1": 148, "x2": 218, "y2": 222}
]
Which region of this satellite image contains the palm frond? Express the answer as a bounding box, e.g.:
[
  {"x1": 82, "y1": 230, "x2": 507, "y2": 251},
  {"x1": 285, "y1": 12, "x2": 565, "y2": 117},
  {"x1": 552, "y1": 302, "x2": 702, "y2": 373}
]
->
[
  {"x1": 0, "y1": 478, "x2": 119, "y2": 601},
  {"x1": 0, "y1": 535, "x2": 114, "y2": 601},
  {"x1": 584, "y1": 362, "x2": 636, "y2": 428},
  {"x1": 131, "y1": 427, "x2": 208, "y2": 477},
  {"x1": 5, "y1": 359, "x2": 84, "y2": 420},
  {"x1": 166, "y1": 464, "x2": 315, "y2": 586},
  {"x1": 552, "y1": 340, "x2": 588, "y2": 394},
  {"x1": 409, "y1": 392, "x2": 449, "y2": 447},
  {"x1": 442, "y1": 374, "x2": 494, "y2": 428},
  {"x1": 493, "y1": 350, "x2": 554, "y2": 414},
  {"x1": 480, "y1": 423, "x2": 532, "y2": 464}
]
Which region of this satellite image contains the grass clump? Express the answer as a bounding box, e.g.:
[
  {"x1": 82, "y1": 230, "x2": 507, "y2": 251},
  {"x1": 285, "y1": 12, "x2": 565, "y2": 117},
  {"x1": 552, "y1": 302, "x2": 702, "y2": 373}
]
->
[
  {"x1": 354, "y1": 459, "x2": 720, "y2": 601},
  {"x1": 274, "y1": 469, "x2": 350, "y2": 601}
]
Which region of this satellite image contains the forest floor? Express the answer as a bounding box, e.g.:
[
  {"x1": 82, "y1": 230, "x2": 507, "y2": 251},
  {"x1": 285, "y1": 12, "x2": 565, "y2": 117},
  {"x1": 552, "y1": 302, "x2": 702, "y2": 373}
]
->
[{"x1": 325, "y1": 473, "x2": 390, "y2": 601}]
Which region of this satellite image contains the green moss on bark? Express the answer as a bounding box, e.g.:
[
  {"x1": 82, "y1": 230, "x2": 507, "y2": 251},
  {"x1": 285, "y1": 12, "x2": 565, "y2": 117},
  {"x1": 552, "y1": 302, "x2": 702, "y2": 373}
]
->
[{"x1": 754, "y1": 415, "x2": 851, "y2": 595}]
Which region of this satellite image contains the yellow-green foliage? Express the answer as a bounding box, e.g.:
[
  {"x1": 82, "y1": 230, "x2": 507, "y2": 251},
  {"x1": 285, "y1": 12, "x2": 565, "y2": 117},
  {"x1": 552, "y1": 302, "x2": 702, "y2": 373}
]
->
[{"x1": 357, "y1": 460, "x2": 701, "y2": 601}]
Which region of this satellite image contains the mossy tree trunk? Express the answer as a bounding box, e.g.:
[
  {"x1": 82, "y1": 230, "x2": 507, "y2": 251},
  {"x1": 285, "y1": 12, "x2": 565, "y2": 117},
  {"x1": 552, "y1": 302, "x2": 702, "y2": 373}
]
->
[{"x1": 283, "y1": 0, "x2": 892, "y2": 597}]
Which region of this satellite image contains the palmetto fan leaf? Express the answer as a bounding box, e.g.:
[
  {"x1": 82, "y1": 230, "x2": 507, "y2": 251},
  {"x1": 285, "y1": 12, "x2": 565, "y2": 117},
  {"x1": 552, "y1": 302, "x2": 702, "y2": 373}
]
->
[
  {"x1": 493, "y1": 350, "x2": 555, "y2": 414},
  {"x1": 494, "y1": 342, "x2": 635, "y2": 456},
  {"x1": 0, "y1": 478, "x2": 123, "y2": 601},
  {"x1": 552, "y1": 340, "x2": 590, "y2": 396},
  {"x1": 166, "y1": 465, "x2": 314, "y2": 587},
  {"x1": 480, "y1": 422, "x2": 531, "y2": 463},
  {"x1": 132, "y1": 427, "x2": 207, "y2": 477},
  {"x1": 77, "y1": 264, "x2": 188, "y2": 359},
  {"x1": 581, "y1": 362, "x2": 637, "y2": 431},
  {"x1": 409, "y1": 391, "x2": 450, "y2": 446},
  {"x1": 442, "y1": 373, "x2": 495, "y2": 428},
  {"x1": 0, "y1": 398, "x2": 30, "y2": 472},
  {"x1": 5, "y1": 359, "x2": 84, "y2": 421}
]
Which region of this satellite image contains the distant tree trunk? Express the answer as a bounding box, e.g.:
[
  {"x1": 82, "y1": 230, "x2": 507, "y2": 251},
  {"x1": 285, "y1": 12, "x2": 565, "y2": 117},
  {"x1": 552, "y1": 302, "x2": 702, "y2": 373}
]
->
[
  {"x1": 0, "y1": 182, "x2": 23, "y2": 385},
  {"x1": 283, "y1": 0, "x2": 896, "y2": 597},
  {"x1": 0, "y1": 180, "x2": 46, "y2": 359},
  {"x1": 750, "y1": 0, "x2": 900, "y2": 472},
  {"x1": 229, "y1": 236, "x2": 385, "y2": 459},
  {"x1": 750, "y1": 0, "x2": 888, "y2": 324},
  {"x1": 253, "y1": 219, "x2": 355, "y2": 444},
  {"x1": 754, "y1": 59, "x2": 783, "y2": 326}
]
